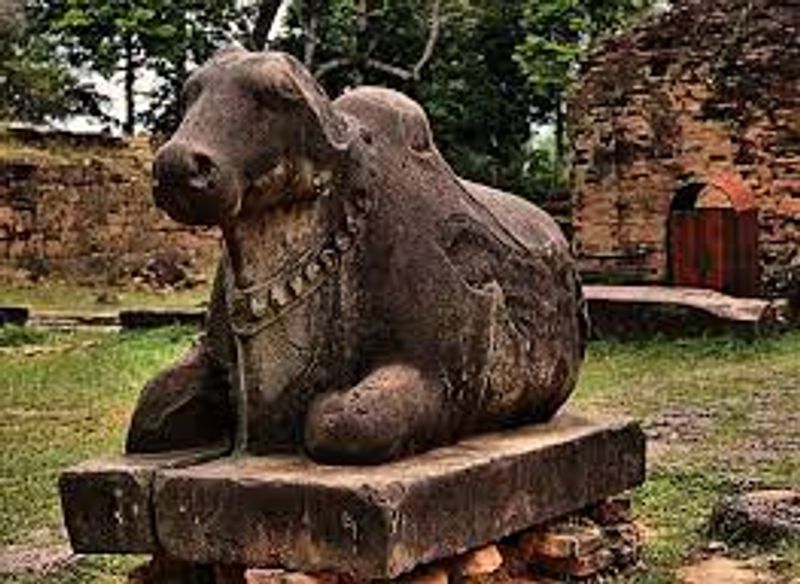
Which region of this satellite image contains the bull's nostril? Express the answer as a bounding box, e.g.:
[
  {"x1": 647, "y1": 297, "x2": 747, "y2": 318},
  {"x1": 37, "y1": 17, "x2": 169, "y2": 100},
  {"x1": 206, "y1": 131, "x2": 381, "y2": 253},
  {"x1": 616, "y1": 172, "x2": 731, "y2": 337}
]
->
[
  {"x1": 189, "y1": 152, "x2": 216, "y2": 190},
  {"x1": 193, "y1": 152, "x2": 214, "y2": 175}
]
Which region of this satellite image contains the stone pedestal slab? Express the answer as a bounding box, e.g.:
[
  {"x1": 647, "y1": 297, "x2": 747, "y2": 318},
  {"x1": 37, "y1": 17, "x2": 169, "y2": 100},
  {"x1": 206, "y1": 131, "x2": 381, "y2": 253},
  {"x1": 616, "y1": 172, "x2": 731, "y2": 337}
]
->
[
  {"x1": 153, "y1": 413, "x2": 644, "y2": 578},
  {"x1": 59, "y1": 445, "x2": 228, "y2": 553}
]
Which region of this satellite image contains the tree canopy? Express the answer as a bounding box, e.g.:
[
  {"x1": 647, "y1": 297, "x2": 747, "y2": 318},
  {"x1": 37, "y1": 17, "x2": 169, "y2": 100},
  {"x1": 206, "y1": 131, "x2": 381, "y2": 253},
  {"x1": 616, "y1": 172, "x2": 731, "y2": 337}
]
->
[
  {"x1": 1, "y1": 0, "x2": 106, "y2": 124},
  {"x1": 1, "y1": 0, "x2": 656, "y2": 197}
]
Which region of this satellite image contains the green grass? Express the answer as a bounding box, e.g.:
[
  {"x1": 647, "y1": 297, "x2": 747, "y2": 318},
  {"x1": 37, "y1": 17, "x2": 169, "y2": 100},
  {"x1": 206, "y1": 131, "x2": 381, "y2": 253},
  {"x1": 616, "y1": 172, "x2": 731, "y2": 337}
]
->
[
  {"x1": 0, "y1": 327, "x2": 197, "y2": 547},
  {"x1": 1, "y1": 557, "x2": 141, "y2": 584},
  {"x1": 1, "y1": 329, "x2": 798, "y2": 582},
  {"x1": 0, "y1": 281, "x2": 210, "y2": 313},
  {"x1": 572, "y1": 332, "x2": 800, "y2": 582}
]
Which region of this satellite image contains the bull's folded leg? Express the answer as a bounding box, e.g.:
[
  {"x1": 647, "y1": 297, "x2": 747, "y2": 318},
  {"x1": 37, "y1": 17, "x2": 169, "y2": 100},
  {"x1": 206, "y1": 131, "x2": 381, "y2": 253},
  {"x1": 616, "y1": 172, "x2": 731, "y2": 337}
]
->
[
  {"x1": 304, "y1": 363, "x2": 445, "y2": 464},
  {"x1": 125, "y1": 340, "x2": 234, "y2": 454}
]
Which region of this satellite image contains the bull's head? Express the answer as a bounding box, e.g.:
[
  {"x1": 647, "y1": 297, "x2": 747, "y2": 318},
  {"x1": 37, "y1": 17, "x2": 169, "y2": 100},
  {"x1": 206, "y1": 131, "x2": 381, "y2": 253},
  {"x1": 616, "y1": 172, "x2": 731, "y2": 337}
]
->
[{"x1": 153, "y1": 47, "x2": 353, "y2": 227}]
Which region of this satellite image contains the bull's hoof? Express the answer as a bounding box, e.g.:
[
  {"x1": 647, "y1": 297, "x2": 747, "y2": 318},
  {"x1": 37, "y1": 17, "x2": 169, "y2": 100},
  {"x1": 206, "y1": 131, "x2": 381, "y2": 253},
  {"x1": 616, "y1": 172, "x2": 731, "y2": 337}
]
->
[{"x1": 304, "y1": 363, "x2": 444, "y2": 464}]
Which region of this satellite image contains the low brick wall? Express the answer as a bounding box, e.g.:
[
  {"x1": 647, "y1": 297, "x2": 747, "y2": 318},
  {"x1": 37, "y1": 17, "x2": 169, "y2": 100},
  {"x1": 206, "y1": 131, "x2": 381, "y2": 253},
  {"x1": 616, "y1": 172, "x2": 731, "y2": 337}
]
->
[{"x1": 0, "y1": 135, "x2": 218, "y2": 284}]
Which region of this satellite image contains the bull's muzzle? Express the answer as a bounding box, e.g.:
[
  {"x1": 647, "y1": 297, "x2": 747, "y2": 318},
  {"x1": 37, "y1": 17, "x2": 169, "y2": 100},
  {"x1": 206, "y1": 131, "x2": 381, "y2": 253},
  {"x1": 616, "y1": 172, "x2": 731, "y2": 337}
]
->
[{"x1": 152, "y1": 141, "x2": 240, "y2": 226}]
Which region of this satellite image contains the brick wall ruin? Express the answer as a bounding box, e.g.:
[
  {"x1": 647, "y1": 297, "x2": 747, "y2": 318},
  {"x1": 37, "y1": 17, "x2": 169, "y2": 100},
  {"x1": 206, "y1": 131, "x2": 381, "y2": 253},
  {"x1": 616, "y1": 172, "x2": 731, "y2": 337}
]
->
[
  {"x1": 568, "y1": 0, "x2": 799, "y2": 296},
  {"x1": 0, "y1": 134, "x2": 219, "y2": 285}
]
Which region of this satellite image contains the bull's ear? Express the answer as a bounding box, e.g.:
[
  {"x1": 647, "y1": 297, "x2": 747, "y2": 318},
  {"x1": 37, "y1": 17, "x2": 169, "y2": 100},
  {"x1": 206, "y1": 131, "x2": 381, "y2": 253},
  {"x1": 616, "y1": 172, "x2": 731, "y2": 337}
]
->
[{"x1": 274, "y1": 53, "x2": 354, "y2": 159}]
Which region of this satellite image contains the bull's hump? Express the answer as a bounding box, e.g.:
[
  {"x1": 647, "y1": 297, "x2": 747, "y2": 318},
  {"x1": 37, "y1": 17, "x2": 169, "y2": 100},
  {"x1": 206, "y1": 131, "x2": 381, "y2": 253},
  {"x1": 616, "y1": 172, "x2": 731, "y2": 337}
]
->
[{"x1": 333, "y1": 87, "x2": 434, "y2": 155}]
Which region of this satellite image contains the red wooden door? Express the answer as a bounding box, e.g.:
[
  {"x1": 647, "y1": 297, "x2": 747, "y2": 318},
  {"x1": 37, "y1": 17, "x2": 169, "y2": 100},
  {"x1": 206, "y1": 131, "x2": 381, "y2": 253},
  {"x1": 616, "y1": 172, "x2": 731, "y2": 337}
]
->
[{"x1": 669, "y1": 208, "x2": 759, "y2": 296}]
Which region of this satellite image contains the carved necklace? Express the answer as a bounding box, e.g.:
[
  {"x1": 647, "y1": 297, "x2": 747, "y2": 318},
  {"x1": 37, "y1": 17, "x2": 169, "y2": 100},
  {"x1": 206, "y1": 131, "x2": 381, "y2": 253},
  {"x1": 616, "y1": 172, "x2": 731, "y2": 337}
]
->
[{"x1": 227, "y1": 175, "x2": 365, "y2": 338}]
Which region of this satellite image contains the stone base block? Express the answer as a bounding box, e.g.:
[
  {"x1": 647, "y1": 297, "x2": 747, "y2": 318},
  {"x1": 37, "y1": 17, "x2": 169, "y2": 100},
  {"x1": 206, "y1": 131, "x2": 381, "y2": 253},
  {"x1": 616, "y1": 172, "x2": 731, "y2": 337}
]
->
[
  {"x1": 59, "y1": 445, "x2": 228, "y2": 553},
  {"x1": 153, "y1": 413, "x2": 644, "y2": 578},
  {"x1": 131, "y1": 499, "x2": 644, "y2": 583}
]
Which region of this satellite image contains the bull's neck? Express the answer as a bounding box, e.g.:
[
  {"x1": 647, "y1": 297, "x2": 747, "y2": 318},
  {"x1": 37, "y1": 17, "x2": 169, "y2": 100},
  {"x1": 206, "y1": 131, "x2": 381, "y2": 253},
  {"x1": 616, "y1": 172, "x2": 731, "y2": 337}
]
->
[{"x1": 222, "y1": 199, "x2": 329, "y2": 291}]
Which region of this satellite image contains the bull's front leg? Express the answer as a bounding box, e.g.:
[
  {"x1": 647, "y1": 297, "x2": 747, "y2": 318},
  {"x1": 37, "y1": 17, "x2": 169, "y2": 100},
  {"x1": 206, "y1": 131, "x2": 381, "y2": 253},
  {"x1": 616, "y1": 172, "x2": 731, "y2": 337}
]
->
[
  {"x1": 126, "y1": 264, "x2": 236, "y2": 454},
  {"x1": 125, "y1": 339, "x2": 235, "y2": 453},
  {"x1": 304, "y1": 363, "x2": 446, "y2": 464}
]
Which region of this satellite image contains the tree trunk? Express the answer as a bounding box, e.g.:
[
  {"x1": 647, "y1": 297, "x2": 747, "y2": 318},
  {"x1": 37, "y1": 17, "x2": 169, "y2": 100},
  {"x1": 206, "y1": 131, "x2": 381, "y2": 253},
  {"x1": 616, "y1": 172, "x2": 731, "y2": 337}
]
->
[
  {"x1": 123, "y1": 34, "x2": 136, "y2": 136},
  {"x1": 554, "y1": 93, "x2": 566, "y2": 188},
  {"x1": 250, "y1": 0, "x2": 284, "y2": 50},
  {"x1": 554, "y1": 94, "x2": 565, "y2": 171}
]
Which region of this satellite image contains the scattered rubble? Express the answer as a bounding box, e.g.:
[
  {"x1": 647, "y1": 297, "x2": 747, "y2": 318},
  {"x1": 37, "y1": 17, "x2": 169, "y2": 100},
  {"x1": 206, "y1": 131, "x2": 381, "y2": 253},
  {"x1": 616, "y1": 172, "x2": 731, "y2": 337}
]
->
[{"x1": 711, "y1": 489, "x2": 800, "y2": 545}]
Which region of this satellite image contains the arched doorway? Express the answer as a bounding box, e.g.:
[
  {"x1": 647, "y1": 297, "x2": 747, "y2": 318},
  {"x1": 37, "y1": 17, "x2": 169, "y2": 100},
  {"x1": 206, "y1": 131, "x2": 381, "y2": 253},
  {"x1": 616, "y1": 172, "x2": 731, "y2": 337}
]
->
[{"x1": 668, "y1": 174, "x2": 759, "y2": 296}]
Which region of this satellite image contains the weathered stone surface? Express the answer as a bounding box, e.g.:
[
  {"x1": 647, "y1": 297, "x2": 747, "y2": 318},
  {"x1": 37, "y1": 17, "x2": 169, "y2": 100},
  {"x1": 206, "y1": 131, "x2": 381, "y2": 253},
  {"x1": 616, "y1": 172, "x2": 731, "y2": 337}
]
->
[
  {"x1": 127, "y1": 47, "x2": 588, "y2": 465},
  {"x1": 519, "y1": 521, "x2": 604, "y2": 560},
  {"x1": 585, "y1": 285, "x2": 776, "y2": 339},
  {"x1": 587, "y1": 494, "x2": 633, "y2": 526},
  {"x1": 128, "y1": 554, "x2": 217, "y2": 584},
  {"x1": 244, "y1": 570, "x2": 333, "y2": 584},
  {"x1": 28, "y1": 310, "x2": 118, "y2": 328},
  {"x1": 517, "y1": 515, "x2": 641, "y2": 580},
  {"x1": 58, "y1": 445, "x2": 227, "y2": 553},
  {"x1": 153, "y1": 414, "x2": 644, "y2": 578},
  {"x1": 531, "y1": 548, "x2": 614, "y2": 579},
  {"x1": 402, "y1": 566, "x2": 449, "y2": 584},
  {"x1": 711, "y1": 489, "x2": 800, "y2": 545}
]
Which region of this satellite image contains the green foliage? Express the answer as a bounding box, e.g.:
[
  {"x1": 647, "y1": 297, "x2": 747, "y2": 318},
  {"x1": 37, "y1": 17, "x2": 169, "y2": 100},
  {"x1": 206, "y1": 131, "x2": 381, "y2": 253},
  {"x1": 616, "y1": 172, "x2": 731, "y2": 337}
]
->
[
  {"x1": 38, "y1": 0, "x2": 241, "y2": 134},
  {"x1": 418, "y1": 2, "x2": 535, "y2": 198},
  {"x1": 276, "y1": 1, "x2": 538, "y2": 198},
  {"x1": 274, "y1": 0, "x2": 653, "y2": 200},
  {"x1": 515, "y1": 0, "x2": 655, "y2": 165},
  {"x1": 516, "y1": 0, "x2": 655, "y2": 108},
  {"x1": 4, "y1": 0, "x2": 654, "y2": 196},
  {"x1": 0, "y1": 3, "x2": 105, "y2": 124},
  {"x1": 137, "y1": 1, "x2": 247, "y2": 133}
]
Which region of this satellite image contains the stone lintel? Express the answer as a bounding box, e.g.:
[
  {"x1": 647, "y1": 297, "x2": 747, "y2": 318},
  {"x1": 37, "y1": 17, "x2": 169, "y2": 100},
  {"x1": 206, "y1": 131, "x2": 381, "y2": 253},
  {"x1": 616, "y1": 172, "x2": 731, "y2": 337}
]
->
[
  {"x1": 59, "y1": 444, "x2": 228, "y2": 554},
  {"x1": 154, "y1": 413, "x2": 645, "y2": 578}
]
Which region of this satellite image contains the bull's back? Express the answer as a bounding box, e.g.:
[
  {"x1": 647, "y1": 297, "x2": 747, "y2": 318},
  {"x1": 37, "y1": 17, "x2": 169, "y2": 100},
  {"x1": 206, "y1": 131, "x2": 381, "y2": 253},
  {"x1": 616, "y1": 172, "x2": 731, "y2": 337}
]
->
[
  {"x1": 451, "y1": 179, "x2": 585, "y2": 423},
  {"x1": 458, "y1": 179, "x2": 570, "y2": 262},
  {"x1": 336, "y1": 86, "x2": 583, "y2": 421}
]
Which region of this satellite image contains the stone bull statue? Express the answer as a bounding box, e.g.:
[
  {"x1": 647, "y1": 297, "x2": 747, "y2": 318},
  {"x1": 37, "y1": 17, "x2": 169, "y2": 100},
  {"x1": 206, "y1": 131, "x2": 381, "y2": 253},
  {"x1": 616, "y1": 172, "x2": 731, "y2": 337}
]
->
[{"x1": 127, "y1": 47, "x2": 587, "y2": 464}]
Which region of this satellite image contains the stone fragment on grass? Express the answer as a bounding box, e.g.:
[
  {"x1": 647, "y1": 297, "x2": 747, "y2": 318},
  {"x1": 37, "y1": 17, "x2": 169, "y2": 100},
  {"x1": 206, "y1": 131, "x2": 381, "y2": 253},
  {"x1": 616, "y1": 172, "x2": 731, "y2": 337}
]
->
[
  {"x1": 678, "y1": 556, "x2": 770, "y2": 584},
  {"x1": 711, "y1": 489, "x2": 800, "y2": 545}
]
